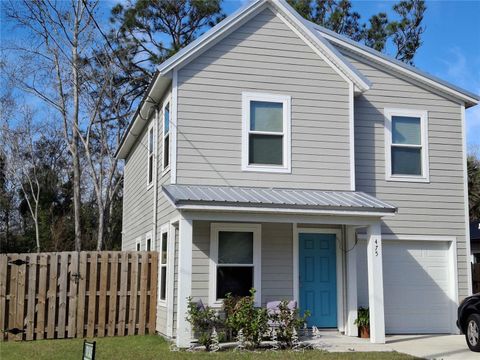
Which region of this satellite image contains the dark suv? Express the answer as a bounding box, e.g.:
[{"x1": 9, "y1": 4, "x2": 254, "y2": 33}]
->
[{"x1": 457, "y1": 293, "x2": 480, "y2": 352}]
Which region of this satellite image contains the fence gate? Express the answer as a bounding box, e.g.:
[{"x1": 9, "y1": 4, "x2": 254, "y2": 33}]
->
[{"x1": 0, "y1": 251, "x2": 158, "y2": 341}]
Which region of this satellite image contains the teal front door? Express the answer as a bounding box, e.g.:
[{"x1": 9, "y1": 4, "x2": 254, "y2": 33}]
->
[{"x1": 299, "y1": 233, "x2": 337, "y2": 328}]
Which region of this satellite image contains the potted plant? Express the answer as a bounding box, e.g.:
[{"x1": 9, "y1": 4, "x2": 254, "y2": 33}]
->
[{"x1": 354, "y1": 307, "x2": 370, "y2": 338}]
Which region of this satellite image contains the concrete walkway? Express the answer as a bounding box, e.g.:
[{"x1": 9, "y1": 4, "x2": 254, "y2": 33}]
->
[{"x1": 303, "y1": 332, "x2": 477, "y2": 360}]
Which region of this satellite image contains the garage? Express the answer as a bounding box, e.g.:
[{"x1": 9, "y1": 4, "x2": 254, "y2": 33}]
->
[{"x1": 357, "y1": 239, "x2": 456, "y2": 334}]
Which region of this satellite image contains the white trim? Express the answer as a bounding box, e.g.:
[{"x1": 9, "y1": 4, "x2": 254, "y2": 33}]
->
[
  {"x1": 357, "y1": 234, "x2": 457, "y2": 242},
  {"x1": 152, "y1": 109, "x2": 159, "y2": 255},
  {"x1": 176, "y1": 216, "x2": 193, "y2": 348},
  {"x1": 272, "y1": 1, "x2": 370, "y2": 91},
  {"x1": 345, "y1": 226, "x2": 358, "y2": 337},
  {"x1": 366, "y1": 222, "x2": 385, "y2": 343},
  {"x1": 384, "y1": 108, "x2": 430, "y2": 183},
  {"x1": 158, "y1": 0, "x2": 268, "y2": 75},
  {"x1": 274, "y1": 11, "x2": 366, "y2": 92},
  {"x1": 241, "y1": 92, "x2": 291, "y2": 173},
  {"x1": 461, "y1": 104, "x2": 473, "y2": 295},
  {"x1": 170, "y1": 69, "x2": 178, "y2": 184},
  {"x1": 177, "y1": 204, "x2": 395, "y2": 218},
  {"x1": 158, "y1": 223, "x2": 170, "y2": 307},
  {"x1": 161, "y1": 97, "x2": 172, "y2": 175},
  {"x1": 146, "y1": 119, "x2": 156, "y2": 189},
  {"x1": 145, "y1": 231, "x2": 153, "y2": 251},
  {"x1": 158, "y1": 0, "x2": 370, "y2": 92},
  {"x1": 448, "y1": 238, "x2": 460, "y2": 334},
  {"x1": 293, "y1": 227, "x2": 344, "y2": 331},
  {"x1": 209, "y1": 223, "x2": 262, "y2": 307},
  {"x1": 317, "y1": 29, "x2": 479, "y2": 106},
  {"x1": 166, "y1": 218, "x2": 179, "y2": 337},
  {"x1": 349, "y1": 82, "x2": 355, "y2": 191},
  {"x1": 292, "y1": 223, "x2": 299, "y2": 303},
  {"x1": 186, "y1": 211, "x2": 387, "y2": 227}
]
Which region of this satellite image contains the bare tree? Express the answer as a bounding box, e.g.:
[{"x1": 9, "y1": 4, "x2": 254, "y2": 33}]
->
[
  {"x1": 1, "y1": 109, "x2": 43, "y2": 252},
  {"x1": 2, "y1": 0, "x2": 100, "y2": 251},
  {"x1": 79, "y1": 46, "x2": 127, "y2": 250}
]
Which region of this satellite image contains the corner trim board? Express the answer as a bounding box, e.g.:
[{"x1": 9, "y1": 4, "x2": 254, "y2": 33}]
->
[
  {"x1": 170, "y1": 69, "x2": 178, "y2": 184},
  {"x1": 461, "y1": 104, "x2": 473, "y2": 295}
]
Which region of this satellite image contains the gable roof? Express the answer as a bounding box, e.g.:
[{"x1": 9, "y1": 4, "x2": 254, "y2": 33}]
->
[
  {"x1": 116, "y1": 0, "x2": 479, "y2": 159},
  {"x1": 157, "y1": 0, "x2": 371, "y2": 92},
  {"x1": 312, "y1": 23, "x2": 479, "y2": 108}
]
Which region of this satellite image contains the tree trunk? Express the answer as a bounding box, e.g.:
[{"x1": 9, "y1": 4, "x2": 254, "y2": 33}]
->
[
  {"x1": 96, "y1": 205, "x2": 104, "y2": 251},
  {"x1": 72, "y1": 142, "x2": 82, "y2": 251},
  {"x1": 34, "y1": 218, "x2": 40, "y2": 253},
  {"x1": 72, "y1": 3, "x2": 82, "y2": 252}
]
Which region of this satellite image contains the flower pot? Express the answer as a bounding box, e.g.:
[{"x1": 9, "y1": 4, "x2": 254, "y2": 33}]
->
[{"x1": 359, "y1": 326, "x2": 370, "y2": 339}]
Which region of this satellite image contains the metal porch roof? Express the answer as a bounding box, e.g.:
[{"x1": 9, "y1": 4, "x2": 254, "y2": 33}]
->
[{"x1": 162, "y1": 184, "x2": 397, "y2": 214}]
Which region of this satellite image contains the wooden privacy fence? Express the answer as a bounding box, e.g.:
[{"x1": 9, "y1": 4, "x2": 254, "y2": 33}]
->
[{"x1": 0, "y1": 251, "x2": 158, "y2": 341}]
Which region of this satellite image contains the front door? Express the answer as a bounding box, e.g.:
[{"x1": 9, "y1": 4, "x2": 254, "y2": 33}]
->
[{"x1": 299, "y1": 233, "x2": 337, "y2": 328}]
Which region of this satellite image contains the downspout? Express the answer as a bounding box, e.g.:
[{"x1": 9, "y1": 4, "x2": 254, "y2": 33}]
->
[{"x1": 153, "y1": 107, "x2": 159, "y2": 250}]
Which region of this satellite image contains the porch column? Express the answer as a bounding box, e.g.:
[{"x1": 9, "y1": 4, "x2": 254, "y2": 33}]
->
[
  {"x1": 366, "y1": 222, "x2": 385, "y2": 343},
  {"x1": 176, "y1": 216, "x2": 193, "y2": 348},
  {"x1": 345, "y1": 226, "x2": 358, "y2": 337}
]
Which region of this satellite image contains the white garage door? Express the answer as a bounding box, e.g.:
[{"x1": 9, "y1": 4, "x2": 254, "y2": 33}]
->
[{"x1": 357, "y1": 240, "x2": 455, "y2": 334}]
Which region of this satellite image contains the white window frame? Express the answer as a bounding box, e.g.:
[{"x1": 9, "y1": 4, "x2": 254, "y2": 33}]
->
[
  {"x1": 242, "y1": 92, "x2": 291, "y2": 173},
  {"x1": 145, "y1": 231, "x2": 153, "y2": 251},
  {"x1": 146, "y1": 120, "x2": 156, "y2": 189},
  {"x1": 162, "y1": 98, "x2": 171, "y2": 174},
  {"x1": 384, "y1": 108, "x2": 429, "y2": 183},
  {"x1": 135, "y1": 236, "x2": 142, "y2": 251},
  {"x1": 158, "y1": 223, "x2": 170, "y2": 307},
  {"x1": 209, "y1": 223, "x2": 261, "y2": 307}
]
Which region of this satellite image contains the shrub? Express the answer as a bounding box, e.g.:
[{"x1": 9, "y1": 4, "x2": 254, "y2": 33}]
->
[
  {"x1": 186, "y1": 298, "x2": 223, "y2": 351},
  {"x1": 269, "y1": 300, "x2": 310, "y2": 348},
  {"x1": 222, "y1": 293, "x2": 243, "y2": 340},
  {"x1": 354, "y1": 307, "x2": 370, "y2": 328},
  {"x1": 224, "y1": 289, "x2": 268, "y2": 348}
]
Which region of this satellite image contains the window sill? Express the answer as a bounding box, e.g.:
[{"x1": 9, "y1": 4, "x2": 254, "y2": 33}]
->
[
  {"x1": 147, "y1": 182, "x2": 154, "y2": 191},
  {"x1": 242, "y1": 165, "x2": 291, "y2": 174},
  {"x1": 162, "y1": 166, "x2": 171, "y2": 177},
  {"x1": 158, "y1": 300, "x2": 167, "y2": 308},
  {"x1": 386, "y1": 175, "x2": 430, "y2": 183}
]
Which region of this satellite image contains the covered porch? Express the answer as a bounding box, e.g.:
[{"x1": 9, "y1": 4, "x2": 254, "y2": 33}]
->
[{"x1": 163, "y1": 185, "x2": 397, "y2": 348}]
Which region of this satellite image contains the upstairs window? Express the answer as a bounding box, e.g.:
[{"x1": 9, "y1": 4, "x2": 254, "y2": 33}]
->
[
  {"x1": 147, "y1": 122, "x2": 155, "y2": 187},
  {"x1": 242, "y1": 93, "x2": 291, "y2": 173},
  {"x1": 163, "y1": 102, "x2": 170, "y2": 171},
  {"x1": 385, "y1": 108, "x2": 429, "y2": 182}
]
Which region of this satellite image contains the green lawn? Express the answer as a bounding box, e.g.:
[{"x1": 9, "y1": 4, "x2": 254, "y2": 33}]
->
[{"x1": 0, "y1": 335, "x2": 419, "y2": 360}]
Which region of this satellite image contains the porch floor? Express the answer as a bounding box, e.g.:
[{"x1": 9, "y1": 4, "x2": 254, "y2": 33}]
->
[{"x1": 304, "y1": 332, "x2": 474, "y2": 360}]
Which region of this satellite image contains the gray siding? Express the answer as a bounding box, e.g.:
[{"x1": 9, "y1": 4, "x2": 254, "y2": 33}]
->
[
  {"x1": 176, "y1": 8, "x2": 351, "y2": 190},
  {"x1": 190, "y1": 221, "x2": 294, "y2": 306},
  {"x1": 154, "y1": 89, "x2": 179, "y2": 337},
  {"x1": 122, "y1": 88, "x2": 178, "y2": 335},
  {"x1": 122, "y1": 118, "x2": 155, "y2": 250},
  {"x1": 344, "y1": 50, "x2": 469, "y2": 299}
]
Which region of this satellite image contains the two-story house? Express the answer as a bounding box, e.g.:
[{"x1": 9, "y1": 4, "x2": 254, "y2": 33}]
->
[{"x1": 115, "y1": 0, "x2": 479, "y2": 347}]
